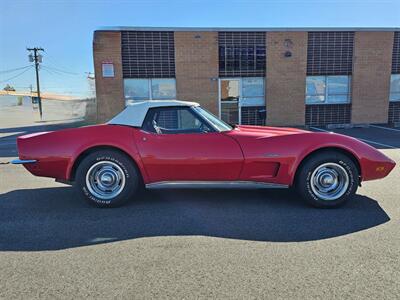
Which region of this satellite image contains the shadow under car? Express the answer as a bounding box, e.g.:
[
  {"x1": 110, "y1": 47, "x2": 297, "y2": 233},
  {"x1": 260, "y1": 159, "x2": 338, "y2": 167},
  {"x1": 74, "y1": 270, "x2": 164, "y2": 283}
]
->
[{"x1": 0, "y1": 187, "x2": 390, "y2": 251}]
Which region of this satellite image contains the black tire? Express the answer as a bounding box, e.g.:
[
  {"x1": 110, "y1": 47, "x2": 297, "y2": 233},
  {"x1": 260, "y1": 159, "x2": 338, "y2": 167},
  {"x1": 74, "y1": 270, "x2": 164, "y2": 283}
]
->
[
  {"x1": 74, "y1": 150, "x2": 140, "y2": 207},
  {"x1": 295, "y1": 151, "x2": 359, "y2": 208}
]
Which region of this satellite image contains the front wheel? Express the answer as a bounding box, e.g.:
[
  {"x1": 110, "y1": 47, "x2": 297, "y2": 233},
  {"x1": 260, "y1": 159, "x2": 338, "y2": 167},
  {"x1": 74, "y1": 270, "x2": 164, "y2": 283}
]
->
[
  {"x1": 295, "y1": 151, "x2": 359, "y2": 208},
  {"x1": 75, "y1": 150, "x2": 140, "y2": 207}
]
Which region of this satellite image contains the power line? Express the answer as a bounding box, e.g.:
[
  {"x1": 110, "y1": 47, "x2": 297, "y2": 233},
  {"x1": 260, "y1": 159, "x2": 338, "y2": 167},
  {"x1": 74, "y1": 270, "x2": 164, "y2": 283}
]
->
[
  {"x1": 0, "y1": 65, "x2": 32, "y2": 74},
  {"x1": 40, "y1": 68, "x2": 88, "y2": 94},
  {"x1": 0, "y1": 66, "x2": 33, "y2": 84},
  {"x1": 41, "y1": 66, "x2": 70, "y2": 78},
  {"x1": 41, "y1": 64, "x2": 79, "y2": 75},
  {"x1": 43, "y1": 50, "x2": 82, "y2": 75}
]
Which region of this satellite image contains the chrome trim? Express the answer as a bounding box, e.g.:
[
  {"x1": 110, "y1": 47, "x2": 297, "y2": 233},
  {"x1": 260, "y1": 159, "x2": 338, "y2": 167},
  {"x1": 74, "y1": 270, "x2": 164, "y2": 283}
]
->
[
  {"x1": 11, "y1": 159, "x2": 37, "y2": 164},
  {"x1": 146, "y1": 181, "x2": 288, "y2": 190},
  {"x1": 85, "y1": 161, "x2": 126, "y2": 200},
  {"x1": 263, "y1": 153, "x2": 280, "y2": 158},
  {"x1": 189, "y1": 106, "x2": 220, "y2": 133},
  {"x1": 310, "y1": 163, "x2": 349, "y2": 201}
]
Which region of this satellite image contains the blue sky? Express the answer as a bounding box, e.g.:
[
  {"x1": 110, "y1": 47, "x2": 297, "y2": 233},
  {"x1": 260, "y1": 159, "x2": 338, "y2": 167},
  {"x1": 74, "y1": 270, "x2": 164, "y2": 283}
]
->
[{"x1": 1, "y1": 0, "x2": 399, "y2": 97}]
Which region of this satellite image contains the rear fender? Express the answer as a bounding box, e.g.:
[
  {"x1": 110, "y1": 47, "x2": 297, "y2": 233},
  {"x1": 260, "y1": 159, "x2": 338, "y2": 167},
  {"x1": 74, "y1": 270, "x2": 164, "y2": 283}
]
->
[
  {"x1": 67, "y1": 142, "x2": 148, "y2": 183},
  {"x1": 17, "y1": 124, "x2": 149, "y2": 183},
  {"x1": 66, "y1": 127, "x2": 148, "y2": 183}
]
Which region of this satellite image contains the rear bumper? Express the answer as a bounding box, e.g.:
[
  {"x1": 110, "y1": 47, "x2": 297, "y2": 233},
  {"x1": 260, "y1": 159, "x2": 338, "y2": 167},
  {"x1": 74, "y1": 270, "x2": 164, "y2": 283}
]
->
[{"x1": 11, "y1": 159, "x2": 37, "y2": 164}]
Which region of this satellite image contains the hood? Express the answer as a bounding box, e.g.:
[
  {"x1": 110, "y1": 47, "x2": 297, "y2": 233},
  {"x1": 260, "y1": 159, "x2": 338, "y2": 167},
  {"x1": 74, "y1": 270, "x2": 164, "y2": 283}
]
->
[{"x1": 231, "y1": 125, "x2": 310, "y2": 138}]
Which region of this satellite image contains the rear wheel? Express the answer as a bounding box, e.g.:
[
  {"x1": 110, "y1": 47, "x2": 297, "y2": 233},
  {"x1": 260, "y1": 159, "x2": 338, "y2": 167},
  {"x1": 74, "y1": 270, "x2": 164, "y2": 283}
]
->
[
  {"x1": 75, "y1": 150, "x2": 139, "y2": 207},
  {"x1": 295, "y1": 151, "x2": 359, "y2": 208}
]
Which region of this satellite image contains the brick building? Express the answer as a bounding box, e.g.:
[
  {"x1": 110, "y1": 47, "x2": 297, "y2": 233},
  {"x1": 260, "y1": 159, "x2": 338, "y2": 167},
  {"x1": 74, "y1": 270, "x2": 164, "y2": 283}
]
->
[{"x1": 93, "y1": 27, "x2": 400, "y2": 126}]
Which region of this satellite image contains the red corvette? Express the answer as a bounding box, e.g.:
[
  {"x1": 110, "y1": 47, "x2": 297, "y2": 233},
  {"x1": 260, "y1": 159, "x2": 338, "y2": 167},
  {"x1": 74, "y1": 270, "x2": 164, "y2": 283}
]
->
[{"x1": 13, "y1": 100, "x2": 395, "y2": 208}]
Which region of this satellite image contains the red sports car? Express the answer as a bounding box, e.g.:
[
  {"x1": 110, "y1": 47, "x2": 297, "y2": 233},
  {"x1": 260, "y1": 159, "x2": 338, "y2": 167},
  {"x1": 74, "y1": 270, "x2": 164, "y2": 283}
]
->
[{"x1": 12, "y1": 100, "x2": 395, "y2": 208}]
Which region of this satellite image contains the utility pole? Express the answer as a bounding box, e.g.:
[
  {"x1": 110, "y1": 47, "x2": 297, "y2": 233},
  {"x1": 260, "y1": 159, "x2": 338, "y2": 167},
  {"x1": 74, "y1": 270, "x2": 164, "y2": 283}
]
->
[
  {"x1": 85, "y1": 72, "x2": 95, "y2": 98},
  {"x1": 27, "y1": 47, "x2": 44, "y2": 119}
]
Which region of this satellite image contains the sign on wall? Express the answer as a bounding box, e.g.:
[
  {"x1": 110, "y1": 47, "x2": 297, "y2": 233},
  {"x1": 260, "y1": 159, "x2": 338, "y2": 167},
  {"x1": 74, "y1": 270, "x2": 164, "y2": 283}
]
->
[{"x1": 102, "y1": 61, "x2": 114, "y2": 77}]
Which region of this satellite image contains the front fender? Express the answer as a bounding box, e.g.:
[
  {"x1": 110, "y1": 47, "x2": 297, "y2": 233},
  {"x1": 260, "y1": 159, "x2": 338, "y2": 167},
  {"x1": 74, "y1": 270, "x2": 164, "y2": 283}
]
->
[{"x1": 288, "y1": 132, "x2": 395, "y2": 185}]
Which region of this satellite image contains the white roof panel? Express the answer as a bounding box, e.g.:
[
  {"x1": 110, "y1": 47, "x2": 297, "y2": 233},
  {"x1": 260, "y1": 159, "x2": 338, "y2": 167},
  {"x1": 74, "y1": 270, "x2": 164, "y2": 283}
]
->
[{"x1": 107, "y1": 100, "x2": 199, "y2": 127}]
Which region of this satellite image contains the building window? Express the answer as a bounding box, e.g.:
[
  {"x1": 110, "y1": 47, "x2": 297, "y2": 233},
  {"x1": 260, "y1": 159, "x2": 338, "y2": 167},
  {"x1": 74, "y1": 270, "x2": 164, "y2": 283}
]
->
[
  {"x1": 392, "y1": 32, "x2": 400, "y2": 74},
  {"x1": 307, "y1": 32, "x2": 354, "y2": 76},
  {"x1": 390, "y1": 74, "x2": 400, "y2": 101},
  {"x1": 241, "y1": 77, "x2": 265, "y2": 106},
  {"x1": 121, "y1": 31, "x2": 175, "y2": 78},
  {"x1": 306, "y1": 76, "x2": 351, "y2": 104},
  {"x1": 219, "y1": 32, "x2": 266, "y2": 77},
  {"x1": 124, "y1": 78, "x2": 176, "y2": 104}
]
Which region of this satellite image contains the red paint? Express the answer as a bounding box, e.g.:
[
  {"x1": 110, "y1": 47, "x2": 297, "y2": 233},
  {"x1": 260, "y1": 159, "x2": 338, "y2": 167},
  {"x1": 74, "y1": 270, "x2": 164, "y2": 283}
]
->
[
  {"x1": 16, "y1": 124, "x2": 396, "y2": 186},
  {"x1": 133, "y1": 130, "x2": 243, "y2": 182}
]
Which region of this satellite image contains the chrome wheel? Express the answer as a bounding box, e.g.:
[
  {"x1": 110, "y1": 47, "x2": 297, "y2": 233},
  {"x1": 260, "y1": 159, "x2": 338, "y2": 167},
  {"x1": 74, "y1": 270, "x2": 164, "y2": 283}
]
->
[
  {"x1": 85, "y1": 161, "x2": 126, "y2": 200},
  {"x1": 310, "y1": 162, "x2": 349, "y2": 201}
]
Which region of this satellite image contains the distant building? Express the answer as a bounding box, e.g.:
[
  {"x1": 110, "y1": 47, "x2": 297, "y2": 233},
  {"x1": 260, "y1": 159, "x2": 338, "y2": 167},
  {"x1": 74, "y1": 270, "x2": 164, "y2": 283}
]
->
[{"x1": 93, "y1": 27, "x2": 400, "y2": 126}]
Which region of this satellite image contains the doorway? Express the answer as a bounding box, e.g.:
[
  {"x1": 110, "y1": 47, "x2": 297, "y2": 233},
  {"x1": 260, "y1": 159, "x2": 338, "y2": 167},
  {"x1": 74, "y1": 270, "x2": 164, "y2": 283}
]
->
[{"x1": 219, "y1": 78, "x2": 266, "y2": 125}]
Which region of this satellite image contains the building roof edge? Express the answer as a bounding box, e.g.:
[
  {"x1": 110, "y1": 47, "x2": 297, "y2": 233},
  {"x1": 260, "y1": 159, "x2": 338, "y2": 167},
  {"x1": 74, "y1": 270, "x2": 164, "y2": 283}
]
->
[{"x1": 95, "y1": 26, "x2": 400, "y2": 32}]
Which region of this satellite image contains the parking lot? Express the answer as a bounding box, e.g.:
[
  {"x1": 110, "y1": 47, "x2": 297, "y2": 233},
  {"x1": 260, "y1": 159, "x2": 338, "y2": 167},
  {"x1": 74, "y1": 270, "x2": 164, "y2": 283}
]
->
[
  {"x1": 309, "y1": 124, "x2": 400, "y2": 149},
  {"x1": 0, "y1": 120, "x2": 399, "y2": 299}
]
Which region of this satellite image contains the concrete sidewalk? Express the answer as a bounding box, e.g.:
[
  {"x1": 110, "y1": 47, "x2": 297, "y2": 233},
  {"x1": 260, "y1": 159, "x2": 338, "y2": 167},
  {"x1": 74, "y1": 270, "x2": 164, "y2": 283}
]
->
[{"x1": 0, "y1": 96, "x2": 93, "y2": 158}]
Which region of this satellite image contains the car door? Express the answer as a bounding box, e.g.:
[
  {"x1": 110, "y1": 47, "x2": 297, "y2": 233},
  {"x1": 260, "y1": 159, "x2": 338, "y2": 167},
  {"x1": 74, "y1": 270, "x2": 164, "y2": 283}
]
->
[{"x1": 134, "y1": 106, "x2": 244, "y2": 183}]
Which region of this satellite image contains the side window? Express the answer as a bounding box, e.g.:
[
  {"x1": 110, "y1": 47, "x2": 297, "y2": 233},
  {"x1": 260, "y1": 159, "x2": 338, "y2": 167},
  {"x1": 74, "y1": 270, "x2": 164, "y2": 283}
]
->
[{"x1": 142, "y1": 107, "x2": 212, "y2": 134}]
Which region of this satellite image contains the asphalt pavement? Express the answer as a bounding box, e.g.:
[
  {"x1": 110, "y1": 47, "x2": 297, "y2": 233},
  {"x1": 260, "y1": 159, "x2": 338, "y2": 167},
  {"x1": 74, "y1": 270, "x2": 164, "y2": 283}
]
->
[{"x1": 0, "y1": 114, "x2": 399, "y2": 299}]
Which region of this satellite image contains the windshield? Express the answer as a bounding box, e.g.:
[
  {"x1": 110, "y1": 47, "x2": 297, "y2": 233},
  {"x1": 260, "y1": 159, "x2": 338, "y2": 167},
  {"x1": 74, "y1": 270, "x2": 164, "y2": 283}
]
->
[{"x1": 193, "y1": 106, "x2": 233, "y2": 132}]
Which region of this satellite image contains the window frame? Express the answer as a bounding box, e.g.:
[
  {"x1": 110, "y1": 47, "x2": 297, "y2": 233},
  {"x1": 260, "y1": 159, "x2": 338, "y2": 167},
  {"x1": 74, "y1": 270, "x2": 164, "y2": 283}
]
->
[
  {"x1": 218, "y1": 32, "x2": 266, "y2": 77},
  {"x1": 306, "y1": 75, "x2": 351, "y2": 105},
  {"x1": 218, "y1": 77, "x2": 266, "y2": 125},
  {"x1": 141, "y1": 106, "x2": 216, "y2": 135},
  {"x1": 219, "y1": 77, "x2": 266, "y2": 105},
  {"x1": 390, "y1": 74, "x2": 400, "y2": 102},
  {"x1": 150, "y1": 78, "x2": 177, "y2": 100},
  {"x1": 124, "y1": 78, "x2": 176, "y2": 104}
]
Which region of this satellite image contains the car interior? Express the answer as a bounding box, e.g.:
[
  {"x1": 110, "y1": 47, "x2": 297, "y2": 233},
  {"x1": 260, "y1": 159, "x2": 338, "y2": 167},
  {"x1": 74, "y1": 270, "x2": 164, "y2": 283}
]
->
[{"x1": 142, "y1": 107, "x2": 213, "y2": 134}]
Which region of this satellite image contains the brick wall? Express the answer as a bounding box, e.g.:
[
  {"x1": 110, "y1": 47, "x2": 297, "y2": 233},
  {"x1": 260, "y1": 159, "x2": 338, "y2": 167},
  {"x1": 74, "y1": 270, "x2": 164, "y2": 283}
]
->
[
  {"x1": 93, "y1": 31, "x2": 124, "y2": 123},
  {"x1": 352, "y1": 31, "x2": 394, "y2": 124},
  {"x1": 174, "y1": 32, "x2": 219, "y2": 114},
  {"x1": 92, "y1": 29, "x2": 397, "y2": 126},
  {"x1": 266, "y1": 32, "x2": 307, "y2": 126}
]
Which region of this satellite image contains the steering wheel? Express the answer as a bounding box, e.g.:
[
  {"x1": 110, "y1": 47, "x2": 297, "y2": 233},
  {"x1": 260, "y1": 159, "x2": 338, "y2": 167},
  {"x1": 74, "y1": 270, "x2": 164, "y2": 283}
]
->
[{"x1": 199, "y1": 123, "x2": 210, "y2": 133}]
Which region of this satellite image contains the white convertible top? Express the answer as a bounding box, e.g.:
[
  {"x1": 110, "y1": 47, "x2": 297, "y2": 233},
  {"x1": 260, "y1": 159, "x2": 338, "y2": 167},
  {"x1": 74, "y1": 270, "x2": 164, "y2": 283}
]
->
[{"x1": 108, "y1": 100, "x2": 199, "y2": 127}]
